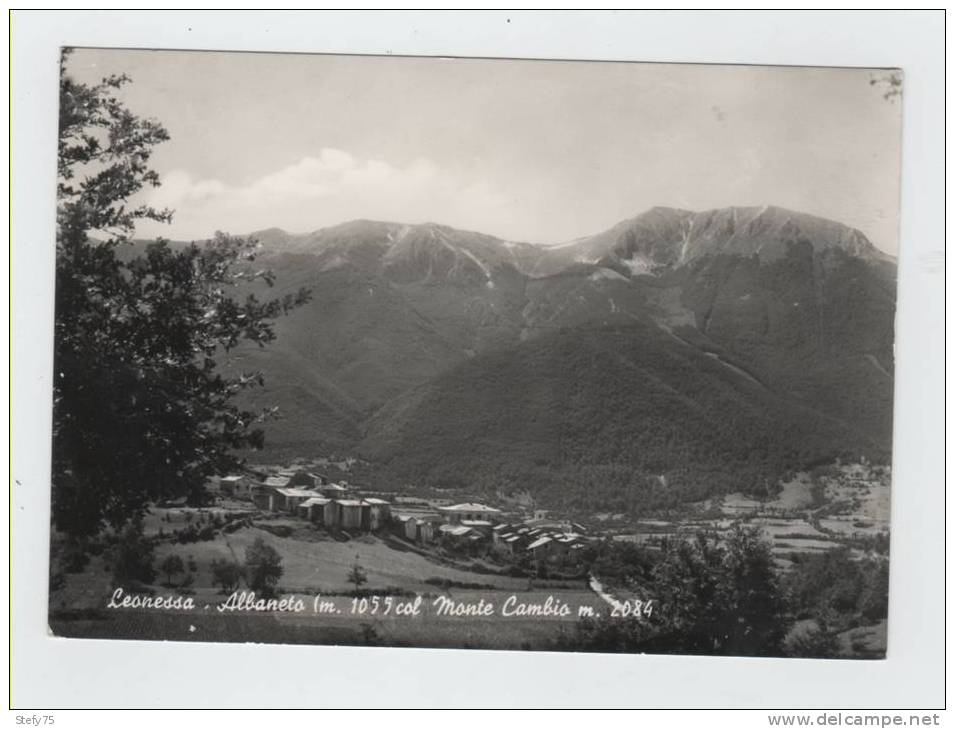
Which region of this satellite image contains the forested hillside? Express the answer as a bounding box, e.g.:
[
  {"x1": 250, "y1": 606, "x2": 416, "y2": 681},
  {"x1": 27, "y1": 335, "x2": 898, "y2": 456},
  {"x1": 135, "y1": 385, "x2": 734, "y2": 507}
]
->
[{"x1": 211, "y1": 206, "x2": 896, "y2": 511}]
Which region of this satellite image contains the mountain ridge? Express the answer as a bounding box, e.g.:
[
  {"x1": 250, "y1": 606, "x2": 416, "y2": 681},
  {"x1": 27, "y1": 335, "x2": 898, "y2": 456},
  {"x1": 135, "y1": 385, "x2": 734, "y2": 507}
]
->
[
  {"x1": 208, "y1": 205, "x2": 896, "y2": 511},
  {"x1": 242, "y1": 205, "x2": 893, "y2": 280}
]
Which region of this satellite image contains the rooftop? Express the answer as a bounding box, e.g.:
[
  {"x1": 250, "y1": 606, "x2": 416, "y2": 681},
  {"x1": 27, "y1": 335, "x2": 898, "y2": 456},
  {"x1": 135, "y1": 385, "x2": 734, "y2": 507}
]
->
[
  {"x1": 276, "y1": 487, "x2": 316, "y2": 498},
  {"x1": 439, "y1": 503, "x2": 502, "y2": 514},
  {"x1": 300, "y1": 497, "x2": 331, "y2": 507},
  {"x1": 439, "y1": 525, "x2": 472, "y2": 537},
  {"x1": 391, "y1": 508, "x2": 441, "y2": 519}
]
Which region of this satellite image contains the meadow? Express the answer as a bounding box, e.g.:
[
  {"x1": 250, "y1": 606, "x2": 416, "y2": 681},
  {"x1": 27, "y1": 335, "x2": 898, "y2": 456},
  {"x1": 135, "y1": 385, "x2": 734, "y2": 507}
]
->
[{"x1": 51, "y1": 519, "x2": 599, "y2": 651}]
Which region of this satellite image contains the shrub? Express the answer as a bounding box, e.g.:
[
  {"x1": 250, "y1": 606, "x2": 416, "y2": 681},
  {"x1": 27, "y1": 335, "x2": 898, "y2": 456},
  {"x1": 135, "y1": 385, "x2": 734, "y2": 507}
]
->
[
  {"x1": 786, "y1": 622, "x2": 841, "y2": 658},
  {"x1": 347, "y1": 562, "x2": 368, "y2": 593},
  {"x1": 160, "y1": 554, "x2": 185, "y2": 586},
  {"x1": 567, "y1": 525, "x2": 789, "y2": 656},
  {"x1": 211, "y1": 558, "x2": 244, "y2": 594},
  {"x1": 244, "y1": 537, "x2": 283, "y2": 597}
]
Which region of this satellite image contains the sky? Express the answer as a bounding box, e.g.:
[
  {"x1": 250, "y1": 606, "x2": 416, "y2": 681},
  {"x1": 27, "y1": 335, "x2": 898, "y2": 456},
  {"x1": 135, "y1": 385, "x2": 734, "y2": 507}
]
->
[{"x1": 66, "y1": 49, "x2": 903, "y2": 254}]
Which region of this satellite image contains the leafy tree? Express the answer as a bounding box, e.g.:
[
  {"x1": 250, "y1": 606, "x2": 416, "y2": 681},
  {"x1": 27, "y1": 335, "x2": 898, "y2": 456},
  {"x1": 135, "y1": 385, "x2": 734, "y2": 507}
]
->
[
  {"x1": 347, "y1": 559, "x2": 368, "y2": 593},
  {"x1": 244, "y1": 537, "x2": 283, "y2": 597},
  {"x1": 569, "y1": 525, "x2": 790, "y2": 656},
  {"x1": 650, "y1": 525, "x2": 789, "y2": 656},
  {"x1": 718, "y1": 525, "x2": 790, "y2": 653},
  {"x1": 159, "y1": 554, "x2": 185, "y2": 586},
  {"x1": 582, "y1": 538, "x2": 658, "y2": 589},
  {"x1": 52, "y1": 49, "x2": 309, "y2": 538},
  {"x1": 786, "y1": 548, "x2": 889, "y2": 627},
  {"x1": 210, "y1": 558, "x2": 244, "y2": 594}
]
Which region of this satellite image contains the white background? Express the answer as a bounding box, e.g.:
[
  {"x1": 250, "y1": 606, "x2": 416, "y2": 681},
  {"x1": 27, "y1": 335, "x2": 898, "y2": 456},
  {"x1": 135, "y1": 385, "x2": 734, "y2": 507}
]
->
[{"x1": 8, "y1": 10, "x2": 946, "y2": 709}]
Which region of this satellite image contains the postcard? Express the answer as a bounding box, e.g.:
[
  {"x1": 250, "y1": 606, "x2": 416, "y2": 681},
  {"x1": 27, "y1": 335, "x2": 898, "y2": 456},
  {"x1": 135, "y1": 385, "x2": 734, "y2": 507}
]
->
[{"x1": 48, "y1": 48, "x2": 901, "y2": 659}]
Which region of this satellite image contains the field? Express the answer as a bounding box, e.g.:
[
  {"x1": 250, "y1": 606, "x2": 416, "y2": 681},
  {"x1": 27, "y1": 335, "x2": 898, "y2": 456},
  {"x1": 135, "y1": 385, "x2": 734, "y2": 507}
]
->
[
  {"x1": 51, "y1": 518, "x2": 600, "y2": 651},
  {"x1": 611, "y1": 462, "x2": 890, "y2": 569},
  {"x1": 50, "y1": 461, "x2": 890, "y2": 654}
]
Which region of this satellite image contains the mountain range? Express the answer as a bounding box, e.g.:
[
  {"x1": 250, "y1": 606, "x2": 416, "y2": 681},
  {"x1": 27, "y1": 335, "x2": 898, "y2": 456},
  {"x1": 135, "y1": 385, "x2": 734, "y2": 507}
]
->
[{"x1": 221, "y1": 205, "x2": 896, "y2": 511}]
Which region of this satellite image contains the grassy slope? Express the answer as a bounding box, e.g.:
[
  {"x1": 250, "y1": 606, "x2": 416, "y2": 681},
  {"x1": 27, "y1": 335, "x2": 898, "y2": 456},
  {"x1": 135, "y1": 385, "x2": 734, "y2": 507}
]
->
[{"x1": 50, "y1": 523, "x2": 599, "y2": 651}]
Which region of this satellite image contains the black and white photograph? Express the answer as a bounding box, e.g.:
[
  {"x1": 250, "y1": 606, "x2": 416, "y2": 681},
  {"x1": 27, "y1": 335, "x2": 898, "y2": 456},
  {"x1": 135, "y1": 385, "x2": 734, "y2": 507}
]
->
[
  {"x1": 43, "y1": 48, "x2": 904, "y2": 659},
  {"x1": 8, "y1": 7, "x2": 949, "y2": 715},
  {"x1": 43, "y1": 45, "x2": 907, "y2": 661}
]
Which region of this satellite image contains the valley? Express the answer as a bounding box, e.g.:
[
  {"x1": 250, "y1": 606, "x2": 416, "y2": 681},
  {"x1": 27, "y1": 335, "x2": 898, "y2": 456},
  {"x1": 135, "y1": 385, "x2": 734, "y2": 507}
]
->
[
  {"x1": 54, "y1": 204, "x2": 896, "y2": 657},
  {"x1": 42, "y1": 46, "x2": 912, "y2": 676},
  {"x1": 49, "y1": 458, "x2": 889, "y2": 656},
  {"x1": 215, "y1": 205, "x2": 895, "y2": 516}
]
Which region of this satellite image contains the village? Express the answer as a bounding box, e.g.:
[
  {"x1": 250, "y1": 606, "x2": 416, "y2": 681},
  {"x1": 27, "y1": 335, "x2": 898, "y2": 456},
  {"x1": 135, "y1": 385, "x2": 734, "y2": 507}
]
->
[
  {"x1": 209, "y1": 458, "x2": 892, "y2": 575},
  {"x1": 214, "y1": 466, "x2": 594, "y2": 569},
  {"x1": 48, "y1": 458, "x2": 892, "y2": 655}
]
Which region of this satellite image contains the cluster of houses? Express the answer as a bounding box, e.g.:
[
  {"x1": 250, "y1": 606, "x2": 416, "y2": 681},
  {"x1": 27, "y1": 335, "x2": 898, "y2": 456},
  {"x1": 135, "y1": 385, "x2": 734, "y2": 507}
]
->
[
  {"x1": 216, "y1": 470, "x2": 391, "y2": 532},
  {"x1": 491, "y1": 518, "x2": 589, "y2": 564},
  {"x1": 392, "y1": 502, "x2": 503, "y2": 550},
  {"x1": 392, "y1": 503, "x2": 591, "y2": 564},
  {"x1": 214, "y1": 469, "x2": 593, "y2": 564}
]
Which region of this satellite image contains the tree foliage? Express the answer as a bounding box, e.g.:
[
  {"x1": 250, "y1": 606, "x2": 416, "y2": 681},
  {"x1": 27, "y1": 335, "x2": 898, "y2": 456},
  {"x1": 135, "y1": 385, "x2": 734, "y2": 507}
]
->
[
  {"x1": 784, "y1": 619, "x2": 842, "y2": 659},
  {"x1": 364, "y1": 320, "x2": 883, "y2": 514},
  {"x1": 347, "y1": 560, "x2": 368, "y2": 593},
  {"x1": 786, "y1": 547, "x2": 889, "y2": 625},
  {"x1": 244, "y1": 537, "x2": 283, "y2": 597},
  {"x1": 210, "y1": 558, "x2": 244, "y2": 594},
  {"x1": 580, "y1": 538, "x2": 659, "y2": 589},
  {"x1": 52, "y1": 49, "x2": 309, "y2": 537},
  {"x1": 108, "y1": 523, "x2": 156, "y2": 587},
  {"x1": 159, "y1": 554, "x2": 185, "y2": 586},
  {"x1": 571, "y1": 525, "x2": 790, "y2": 656}
]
